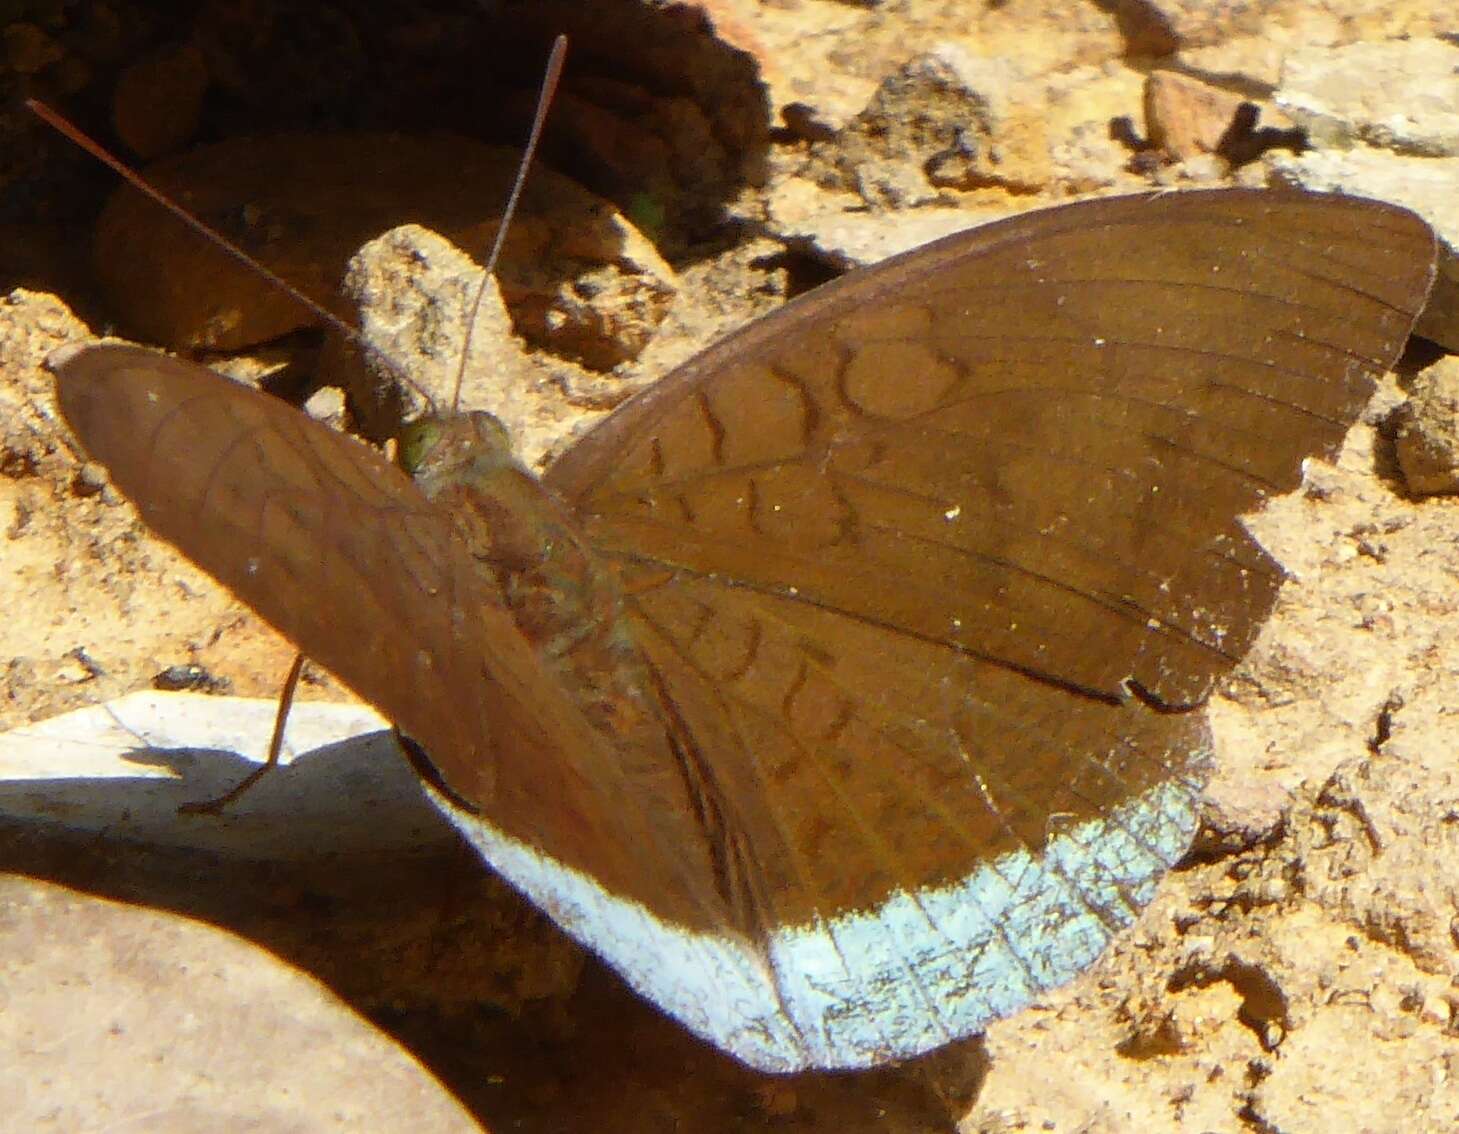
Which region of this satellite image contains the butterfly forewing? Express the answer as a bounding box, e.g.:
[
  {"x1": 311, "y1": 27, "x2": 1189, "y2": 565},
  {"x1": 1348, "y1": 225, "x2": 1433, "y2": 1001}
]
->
[
  {"x1": 51, "y1": 345, "x2": 735, "y2": 931},
  {"x1": 550, "y1": 190, "x2": 1433, "y2": 707}
]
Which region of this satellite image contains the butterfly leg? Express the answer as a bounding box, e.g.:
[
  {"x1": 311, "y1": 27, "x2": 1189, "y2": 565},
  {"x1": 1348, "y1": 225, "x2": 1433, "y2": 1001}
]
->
[{"x1": 177, "y1": 652, "x2": 306, "y2": 815}]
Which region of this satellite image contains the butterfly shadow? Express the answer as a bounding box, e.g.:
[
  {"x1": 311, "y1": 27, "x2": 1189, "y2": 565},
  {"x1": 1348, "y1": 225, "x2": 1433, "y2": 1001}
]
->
[{"x1": 0, "y1": 702, "x2": 989, "y2": 1132}]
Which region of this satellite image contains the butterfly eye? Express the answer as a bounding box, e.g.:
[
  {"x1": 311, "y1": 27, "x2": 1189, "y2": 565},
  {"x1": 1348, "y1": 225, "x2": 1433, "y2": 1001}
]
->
[{"x1": 396, "y1": 417, "x2": 446, "y2": 475}]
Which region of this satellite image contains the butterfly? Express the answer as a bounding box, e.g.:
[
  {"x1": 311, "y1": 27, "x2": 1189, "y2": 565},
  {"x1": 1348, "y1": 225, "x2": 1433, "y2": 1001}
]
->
[{"x1": 50, "y1": 187, "x2": 1438, "y2": 1071}]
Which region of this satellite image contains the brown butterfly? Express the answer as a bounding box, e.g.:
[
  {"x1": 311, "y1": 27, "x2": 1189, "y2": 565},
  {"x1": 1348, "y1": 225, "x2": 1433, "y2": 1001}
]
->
[{"x1": 51, "y1": 188, "x2": 1437, "y2": 1071}]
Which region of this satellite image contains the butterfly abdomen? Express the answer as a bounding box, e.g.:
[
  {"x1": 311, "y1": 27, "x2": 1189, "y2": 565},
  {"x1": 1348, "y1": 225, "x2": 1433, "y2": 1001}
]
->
[{"x1": 407, "y1": 411, "x2": 662, "y2": 743}]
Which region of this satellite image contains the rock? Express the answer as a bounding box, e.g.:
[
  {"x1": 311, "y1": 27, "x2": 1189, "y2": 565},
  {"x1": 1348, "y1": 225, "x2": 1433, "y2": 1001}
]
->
[
  {"x1": 0, "y1": 693, "x2": 585, "y2": 1035},
  {"x1": 1393, "y1": 355, "x2": 1459, "y2": 496},
  {"x1": 0, "y1": 876, "x2": 481, "y2": 1133},
  {"x1": 803, "y1": 46, "x2": 1052, "y2": 208},
  {"x1": 1143, "y1": 70, "x2": 1247, "y2": 162},
  {"x1": 1278, "y1": 38, "x2": 1459, "y2": 157},
  {"x1": 94, "y1": 132, "x2": 678, "y2": 368},
  {"x1": 111, "y1": 42, "x2": 209, "y2": 160}
]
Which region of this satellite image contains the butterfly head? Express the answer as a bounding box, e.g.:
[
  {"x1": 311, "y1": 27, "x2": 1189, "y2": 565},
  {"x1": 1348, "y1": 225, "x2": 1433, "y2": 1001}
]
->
[{"x1": 397, "y1": 410, "x2": 520, "y2": 490}]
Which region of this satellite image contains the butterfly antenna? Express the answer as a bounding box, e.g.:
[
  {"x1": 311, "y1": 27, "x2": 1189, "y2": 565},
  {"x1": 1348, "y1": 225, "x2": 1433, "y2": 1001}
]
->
[
  {"x1": 26, "y1": 97, "x2": 435, "y2": 408},
  {"x1": 449, "y1": 33, "x2": 568, "y2": 414}
]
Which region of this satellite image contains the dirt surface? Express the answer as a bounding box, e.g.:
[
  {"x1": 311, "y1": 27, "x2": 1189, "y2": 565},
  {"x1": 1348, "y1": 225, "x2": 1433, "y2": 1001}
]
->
[{"x1": 4, "y1": 1, "x2": 1459, "y2": 1131}]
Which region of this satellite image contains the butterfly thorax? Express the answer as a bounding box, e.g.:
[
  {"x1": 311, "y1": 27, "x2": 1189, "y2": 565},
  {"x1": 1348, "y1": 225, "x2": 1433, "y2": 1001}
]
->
[{"x1": 401, "y1": 411, "x2": 655, "y2": 740}]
